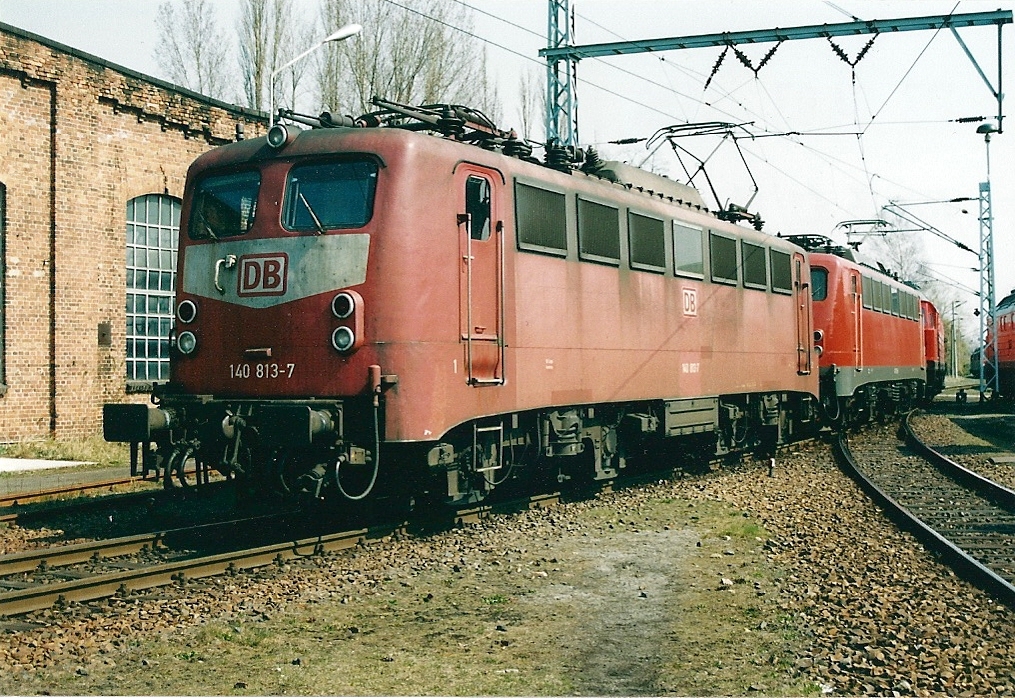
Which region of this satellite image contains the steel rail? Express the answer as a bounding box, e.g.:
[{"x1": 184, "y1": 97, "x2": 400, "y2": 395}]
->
[
  {"x1": 0, "y1": 466, "x2": 215, "y2": 509},
  {"x1": 0, "y1": 475, "x2": 228, "y2": 525},
  {"x1": 0, "y1": 522, "x2": 401, "y2": 617},
  {"x1": 832, "y1": 418, "x2": 1015, "y2": 608},
  {"x1": 0, "y1": 510, "x2": 290, "y2": 577},
  {"x1": 901, "y1": 413, "x2": 1015, "y2": 508},
  {"x1": 0, "y1": 476, "x2": 145, "y2": 508}
]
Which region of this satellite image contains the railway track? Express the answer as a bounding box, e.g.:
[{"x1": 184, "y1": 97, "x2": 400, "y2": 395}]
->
[
  {"x1": 0, "y1": 490, "x2": 561, "y2": 618},
  {"x1": 0, "y1": 472, "x2": 229, "y2": 526},
  {"x1": 834, "y1": 412, "x2": 1015, "y2": 607}
]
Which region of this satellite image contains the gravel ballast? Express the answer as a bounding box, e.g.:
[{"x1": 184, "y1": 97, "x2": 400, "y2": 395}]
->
[{"x1": 1, "y1": 413, "x2": 1014, "y2": 695}]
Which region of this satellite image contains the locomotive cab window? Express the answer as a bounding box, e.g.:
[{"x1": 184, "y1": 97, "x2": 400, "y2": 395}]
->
[
  {"x1": 810, "y1": 267, "x2": 828, "y2": 301},
  {"x1": 465, "y1": 176, "x2": 491, "y2": 241},
  {"x1": 709, "y1": 232, "x2": 738, "y2": 285},
  {"x1": 770, "y1": 249, "x2": 792, "y2": 294},
  {"x1": 283, "y1": 160, "x2": 378, "y2": 233},
  {"x1": 189, "y1": 170, "x2": 260, "y2": 240},
  {"x1": 742, "y1": 241, "x2": 767, "y2": 289},
  {"x1": 673, "y1": 222, "x2": 704, "y2": 278},
  {"x1": 628, "y1": 213, "x2": 665, "y2": 273},
  {"x1": 577, "y1": 196, "x2": 620, "y2": 264},
  {"x1": 515, "y1": 181, "x2": 567, "y2": 255}
]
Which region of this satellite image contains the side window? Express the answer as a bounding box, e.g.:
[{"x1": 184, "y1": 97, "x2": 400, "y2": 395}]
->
[
  {"x1": 770, "y1": 249, "x2": 792, "y2": 294},
  {"x1": 810, "y1": 267, "x2": 828, "y2": 301},
  {"x1": 127, "y1": 194, "x2": 180, "y2": 385},
  {"x1": 673, "y1": 222, "x2": 704, "y2": 278},
  {"x1": 871, "y1": 279, "x2": 882, "y2": 312},
  {"x1": 515, "y1": 182, "x2": 567, "y2": 255},
  {"x1": 742, "y1": 241, "x2": 767, "y2": 289},
  {"x1": 466, "y1": 176, "x2": 491, "y2": 241},
  {"x1": 628, "y1": 212, "x2": 665, "y2": 272},
  {"x1": 862, "y1": 275, "x2": 872, "y2": 309},
  {"x1": 709, "y1": 232, "x2": 738, "y2": 285},
  {"x1": 577, "y1": 196, "x2": 619, "y2": 264},
  {"x1": 891, "y1": 287, "x2": 900, "y2": 316}
]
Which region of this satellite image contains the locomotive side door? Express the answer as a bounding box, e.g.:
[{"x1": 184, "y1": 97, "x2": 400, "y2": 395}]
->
[
  {"x1": 850, "y1": 270, "x2": 862, "y2": 369},
  {"x1": 457, "y1": 167, "x2": 504, "y2": 385},
  {"x1": 794, "y1": 253, "x2": 813, "y2": 375}
]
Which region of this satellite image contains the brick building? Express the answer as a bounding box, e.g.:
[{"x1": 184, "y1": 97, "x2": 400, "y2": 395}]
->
[{"x1": 0, "y1": 22, "x2": 266, "y2": 441}]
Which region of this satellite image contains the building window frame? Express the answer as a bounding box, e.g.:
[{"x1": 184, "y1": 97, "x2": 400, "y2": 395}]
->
[{"x1": 126, "y1": 194, "x2": 180, "y2": 390}]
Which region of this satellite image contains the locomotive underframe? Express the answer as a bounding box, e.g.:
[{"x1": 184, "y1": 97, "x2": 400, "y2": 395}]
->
[
  {"x1": 427, "y1": 390, "x2": 817, "y2": 505},
  {"x1": 818, "y1": 367, "x2": 924, "y2": 425},
  {"x1": 106, "y1": 389, "x2": 817, "y2": 505},
  {"x1": 105, "y1": 395, "x2": 385, "y2": 499}
]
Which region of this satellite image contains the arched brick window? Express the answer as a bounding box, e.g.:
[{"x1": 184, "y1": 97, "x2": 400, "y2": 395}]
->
[{"x1": 126, "y1": 194, "x2": 180, "y2": 384}]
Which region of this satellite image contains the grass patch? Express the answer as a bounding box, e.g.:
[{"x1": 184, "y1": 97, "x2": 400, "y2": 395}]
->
[{"x1": 0, "y1": 436, "x2": 129, "y2": 467}]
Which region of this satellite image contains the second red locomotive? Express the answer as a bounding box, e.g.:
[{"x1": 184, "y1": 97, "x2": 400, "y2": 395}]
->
[{"x1": 785, "y1": 235, "x2": 935, "y2": 423}]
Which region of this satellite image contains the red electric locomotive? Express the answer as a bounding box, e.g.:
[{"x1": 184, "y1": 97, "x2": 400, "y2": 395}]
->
[
  {"x1": 988, "y1": 290, "x2": 1015, "y2": 397},
  {"x1": 921, "y1": 298, "x2": 946, "y2": 399},
  {"x1": 786, "y1": 235, "x2": 929, "y2": 422},
  {"x1": 104, "y1": 100, "x2": 820, "y2": 504}
]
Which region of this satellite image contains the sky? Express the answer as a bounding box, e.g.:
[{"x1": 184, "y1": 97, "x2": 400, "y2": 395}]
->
[{"x1": 0, "y1": 0, "x2": 1011, "y2": 338}]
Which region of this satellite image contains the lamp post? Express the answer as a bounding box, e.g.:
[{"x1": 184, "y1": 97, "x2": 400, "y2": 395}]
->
[
  {"x1": 269, "y1": 23, "x2": 362, "y2": 127},
  {"x1": 976, "y1": 121, "x2": 999, "y2": 400},
  {"x1": 951, "y1": 299, "x2": 966, "y2": 378}
]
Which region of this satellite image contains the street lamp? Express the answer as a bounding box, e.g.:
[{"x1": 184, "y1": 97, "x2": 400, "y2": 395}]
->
[
  {"x1": 951, "y1": 299, "x2": 966, "y2": 378},
  {"x1": 269, "y1": 23, "x2": 362, "y2": 127},
  {"x1": 976, "y1": 121, "x2": 1000, "y2": 400}
]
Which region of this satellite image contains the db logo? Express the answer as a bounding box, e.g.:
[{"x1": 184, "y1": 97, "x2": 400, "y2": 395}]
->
[
  {"x1": 682, "y1": 287, "x2": 698, "y2": 317},
  {"x1": 237, "y1": 253, "x2": 288, "y2": 297}
]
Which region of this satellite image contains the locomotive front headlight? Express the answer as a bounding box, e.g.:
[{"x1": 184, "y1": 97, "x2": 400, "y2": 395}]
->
[
  {"x1": 267, "y1": 124, "x2": 288, "y2": 149},
  {"x1": 331, "y1": 326, "x2": 355, "y2": 352},
  {"x1": 332, "y1": 292, "x2": 356, "y2": 319},
  {"x1": 814, "y1": 329, "x2": 824, "y2": 343},
  {"x1": 177, "y1": 299, "x2": 198, "y2": 324},
  {"x1": 177, "y1": 331, "x2": 198, "y2": 355}
]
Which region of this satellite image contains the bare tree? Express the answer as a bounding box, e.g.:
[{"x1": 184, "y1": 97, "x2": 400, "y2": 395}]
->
[
  {"x1": 155, "y1": 0, "x2": 233, "y2": 101},
  {"x1": 317, "y1": 0, "x2": 496, "y2": 118},
  {"x1": 517, "y1": 66, "x2": 545, "y2": 142},
  {"x1": 237, "y1": 0, "x2": 315, "y2": 114},
  {"x1": 238, "y1": 0, "x2": 273, "y2": 110}
]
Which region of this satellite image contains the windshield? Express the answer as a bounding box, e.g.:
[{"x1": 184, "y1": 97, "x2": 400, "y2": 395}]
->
[
  {"x1": 188, "y1": 171, "x2": 260, "y2": 240},
  {"x1": 282, "y1": 160, "x2": 378, "y2": 233}
]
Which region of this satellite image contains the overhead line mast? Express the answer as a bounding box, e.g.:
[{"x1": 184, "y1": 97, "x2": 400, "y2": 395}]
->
[{"x1": 540, "y1": 10, "x2": 1011, "y2": 141}]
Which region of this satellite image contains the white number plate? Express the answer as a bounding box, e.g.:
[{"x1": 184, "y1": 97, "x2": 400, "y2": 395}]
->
[{"x1": 229, "y1": 363, "x2": 296, "y2": 379}]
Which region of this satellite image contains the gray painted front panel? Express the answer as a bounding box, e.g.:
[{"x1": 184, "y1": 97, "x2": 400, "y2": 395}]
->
[{"x1": 182, "y1": 234, "x2": 370, "y2": 309}]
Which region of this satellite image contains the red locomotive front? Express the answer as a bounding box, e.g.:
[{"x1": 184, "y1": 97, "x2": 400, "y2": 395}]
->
[
  {"x1": 789, "y1": 235, "x2": 928, "y2": 422},
  {"x1": 989, "y1": 291, "x2": 1015, "y2": 397},
  {"x1": 920, "y1": 298, "x2": 946, "y2": 399}
]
